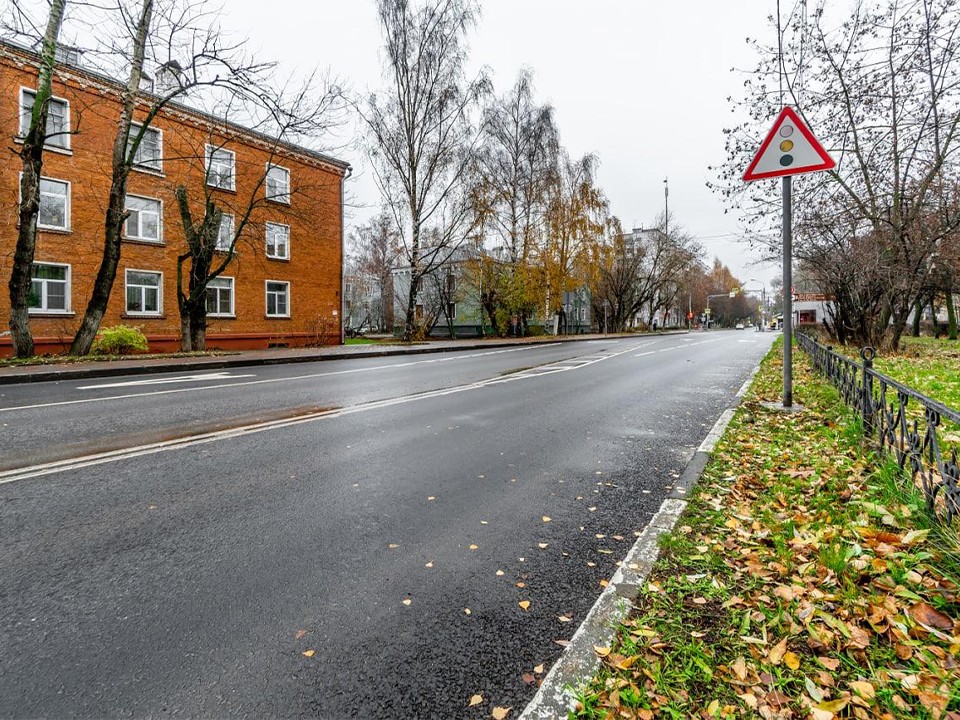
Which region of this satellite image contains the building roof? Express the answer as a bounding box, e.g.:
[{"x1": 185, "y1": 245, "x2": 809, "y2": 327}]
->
[{"x1": 1, "y1": 38, "x2": 351, "y2": 175}]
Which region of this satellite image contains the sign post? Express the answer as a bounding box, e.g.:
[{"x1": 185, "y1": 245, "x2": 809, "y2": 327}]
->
[{"x1": 743, "y1": 107, "x2": 834, "y2": 408}]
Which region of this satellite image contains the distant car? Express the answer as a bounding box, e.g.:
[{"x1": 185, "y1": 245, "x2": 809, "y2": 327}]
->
[{"x1": 735, "y1": 323, "x2": 745, "y2": 330}]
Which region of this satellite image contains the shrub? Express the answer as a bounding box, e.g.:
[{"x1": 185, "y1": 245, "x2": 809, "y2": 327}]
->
[{"x1": 91, "y1": 325, "x2": 149, "y2": 355}]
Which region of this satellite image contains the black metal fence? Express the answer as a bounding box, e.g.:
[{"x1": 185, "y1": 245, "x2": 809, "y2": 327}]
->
[{"x1": 797, "y1": 332, "x2": 960, "y2": 525}]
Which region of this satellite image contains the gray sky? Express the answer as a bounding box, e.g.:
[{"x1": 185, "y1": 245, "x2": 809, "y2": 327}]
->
[
  {"x1": 31, "y1": 0, "x2": 781, "y2": 286},
  {"x1": 217, "y1": 1, "x2": 784, "y2": 287}
]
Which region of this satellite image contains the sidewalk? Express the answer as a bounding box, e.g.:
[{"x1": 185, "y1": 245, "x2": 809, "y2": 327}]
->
[{"x1": 0, "y1": 332, "x2": 665, "y2": 385}]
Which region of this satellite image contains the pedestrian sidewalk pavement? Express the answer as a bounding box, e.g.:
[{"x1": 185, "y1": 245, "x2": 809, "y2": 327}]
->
[{"x1": 0, "y1": 332, "x2": 670, "y2": 385}]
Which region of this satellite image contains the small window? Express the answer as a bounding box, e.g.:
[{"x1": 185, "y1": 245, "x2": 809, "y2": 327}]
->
[
  {"x1": 265, "y1": 164, "x2": 290, "y2": 204},
  {"x1": 125, "y1": 269, "x2": 162, "y2": 315},
  {"x1": 266, "y1": 280, "x2": 289, "y2": 317},
  {"x1": 23, "y1": 176, "x2": 71, "y2": 230},
  {"x1": 216, "y1": 213, "x2": 235, "y2": 251},
  {"x1": 129, "y1": 123, "x2": 163, "y2": 171},
  {"x1": 447, "y1": 302, "x2": 456, "y2": 319},
  {"x1": 205, "y1": 145, "x2": 235, "y2": 190},
  {"x1": 29, "y1": 262, "x2": 70, "y2": 313},
  {"x1": 445, "y1": 273, "x2": 456, "y2": 294},
  {"x1": 206, "y1": 276, "x2": 234, "y2": 317},
  {"x1": 266, "y1": 222, "x2": 290, "y2": 259},
  {"x1": 19, "y1": 89, "x2": 70, "y2": 150},
  {"x1": 124, "y1": 195, "x2": 162, "y2": 242}
]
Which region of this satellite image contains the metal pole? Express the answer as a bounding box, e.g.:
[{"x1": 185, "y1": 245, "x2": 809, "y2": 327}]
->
[{"x1": 783, "y1": 175, "x2": 793, "y2": 407}]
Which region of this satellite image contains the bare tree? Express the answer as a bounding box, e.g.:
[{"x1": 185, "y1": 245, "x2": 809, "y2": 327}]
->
[
  {"x1": 349, "y1": 210, "x2": 400, "y2": 332},
  {"x1": 716, "y1": 0, "x2": 960, "y2": 349},
  {"x1": 6, "y1": 0, "x2": 68, "y2": 357},
  {"x1": 361, "y1": 0, "x2": 489, "y2": 341},
  {"x1": 70, "y1": 0, "x2": 288, "y2": 355}
]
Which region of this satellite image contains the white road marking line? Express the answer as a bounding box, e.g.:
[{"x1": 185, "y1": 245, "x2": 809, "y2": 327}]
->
[
  {"x1": 77, "y1": 372, "x2": 255, "y2": 389},
  {"x1": 0, "y1": 344, "x2": 548, "y2": 414},
  {"x1": 0, "y1": 342, "x2": 650, "y2": 484}
]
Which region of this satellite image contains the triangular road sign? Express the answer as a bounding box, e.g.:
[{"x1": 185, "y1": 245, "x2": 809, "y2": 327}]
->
[{"x1": 743, "y1": 107, "x2": 835, "y2": 182}]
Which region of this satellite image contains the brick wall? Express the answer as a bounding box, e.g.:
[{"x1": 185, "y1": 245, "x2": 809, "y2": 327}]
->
[{"x1": 1, "y1": 43, "x2": 348, "y2": 356}]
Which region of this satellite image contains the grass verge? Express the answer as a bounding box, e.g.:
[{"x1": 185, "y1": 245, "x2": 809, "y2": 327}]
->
[{"x1": 572, "y1": 339, "x2": 960, "y2": 719}]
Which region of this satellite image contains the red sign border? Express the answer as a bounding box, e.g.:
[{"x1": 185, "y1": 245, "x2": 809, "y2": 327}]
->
[{"x1": 743, "y1": 106, "x2": 835, "y2": 182}]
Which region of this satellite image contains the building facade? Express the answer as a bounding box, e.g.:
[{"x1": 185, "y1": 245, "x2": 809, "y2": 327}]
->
[{"x1": 1, "y1": 41, "x2": 350, "y2": 356}]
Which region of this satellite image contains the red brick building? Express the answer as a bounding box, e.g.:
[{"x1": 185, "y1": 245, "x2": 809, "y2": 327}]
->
[{"x1": 1, "y1": 40, "x2": 350, "y2": 356}]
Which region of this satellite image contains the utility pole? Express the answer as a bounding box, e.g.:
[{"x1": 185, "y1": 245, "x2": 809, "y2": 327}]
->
[{"x1": 663, "y1": 177, "x2": 669, "y2": 238}]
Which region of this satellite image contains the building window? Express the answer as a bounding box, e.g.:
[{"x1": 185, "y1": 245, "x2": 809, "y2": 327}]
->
[
  {"x1": 216, "y1": 213, "x2": 235, "y2": 251},
  {"x1": 447, "y1": 302, "x2": 456, "y2": 319},
  {"x1": 206, "y1": 276, "x2": 234, "y2": 317},
  {"x1": 265, "y1": 164, "x2": 290, "y2": 204},
  {"x1": 29, "y1": 262, "x2": 70, "y2": 313},
  {"x1": 19, "y1": 88, "x2": 70, "y2": 150},
  {"x1": 125, "y1": 269, "x2": 162, "y2": 315},
  {"x1": 124, "y1": 195, "x2": 162, "y2": 242},
  {"x1": 129, "y1": 123, "x2": 162, "y2": 171},
  {"x1": 799, "y1": 309, "x2": 817, "y2": 324},
  {"x1": 266, "y1": 280, "x2": 289, "y2": 317},
  {"x1": 266, "y1": 222, "x2": 290, "y2": 259},
  {"x1": 205, "y1": 145, "x2": 235, "y2": 190},
  {"x1": 23, "y1": 176, "x2": 70, "y2": 230}
]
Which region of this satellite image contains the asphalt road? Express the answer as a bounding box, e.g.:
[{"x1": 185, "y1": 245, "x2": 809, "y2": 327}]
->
[{"x1": 0, "y1": 331, "x2": 776, "y2": 719}]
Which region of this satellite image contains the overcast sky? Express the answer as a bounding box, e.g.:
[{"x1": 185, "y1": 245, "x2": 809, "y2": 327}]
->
[{"x1": 214, "y1": 1, "x2": 786, "y2": 286}]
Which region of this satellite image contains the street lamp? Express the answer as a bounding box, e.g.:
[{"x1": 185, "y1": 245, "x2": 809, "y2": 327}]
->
[
  {"x1": 705, "y1": 292, "x2": 732, "y2": 329},
  {"x1": 748, "y1": 279, "x2": 767, "y2": 331}
]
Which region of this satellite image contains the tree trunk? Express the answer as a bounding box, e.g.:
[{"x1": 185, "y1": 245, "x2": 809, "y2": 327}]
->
[
  {"x1": 947, "y1": 291, "x2": 957, "y2": 341},
  {"x1": 70, "y1": 0, "x2": 153, "y2": 356},
  {"x1": 179, "y1": 314, "x2": 192, "y2": 352},
  {"x1": 912, "y1": 299, "x2": 922, "y2": 336},
  {"x1": 8, "y1": 0, "x2": 67, "y2": 357}
]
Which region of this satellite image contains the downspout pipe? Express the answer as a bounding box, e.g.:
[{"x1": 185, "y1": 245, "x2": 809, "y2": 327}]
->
[{"x1": 340, "y1": 164, "x2": 353, "y2": 345}]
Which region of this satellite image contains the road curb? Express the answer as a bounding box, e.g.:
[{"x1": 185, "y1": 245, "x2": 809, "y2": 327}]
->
[
  {"x1": 0, "y1": 332, "x2": 691, "y2": 386},
  {"x1": 519, "y1": 358, "x2": 761, "y2": 719}
]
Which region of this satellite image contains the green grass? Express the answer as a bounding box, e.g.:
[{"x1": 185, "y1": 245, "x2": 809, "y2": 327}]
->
[{"x1": 571, "y1": 338, "x2": 960, "y2": 719}]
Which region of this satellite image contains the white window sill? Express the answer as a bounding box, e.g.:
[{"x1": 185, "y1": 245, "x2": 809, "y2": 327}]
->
[
  {"x1": 122, "y1": 237, "x2": 164, "y2": 246},
  {"x1": 266, "y1": 254, "x2": 290, "y2": 261},
  {"x1": 265, "y1": 314, "x2": 291, "y2": 319},
  {"x1": 131, "y1": 165, "x2": 165, "y2": 177},
  {"x1": 38, "y1": 225, "x2": 71, "y2": 234},
  {"x1": 208, "y1": 314, "x2": 236, "y2": 319},
  {"x1": 123, "y1": 312, "x2": 164, "y2": 319},
  {"x1": 15, "y1": 137, "x2": 72, "y2": 155},
  {"x1": 266, "y1": 197, "x2": 291, "y2": 205},
  {"x1": 28, "y1": 310, "x2": 75, "y2": 317}
]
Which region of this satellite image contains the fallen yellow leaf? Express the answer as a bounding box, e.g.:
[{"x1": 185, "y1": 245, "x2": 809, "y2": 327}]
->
[
  {"x1": 469, "y1": 544, "x2": 478, "y2": 550},
  {"x1": 464, "y1": 608, "x2": 471, "y2": 615},
  {"x1": 491, "y1": 707, "x2": 511, "y2": 720},
  {"x1": 518, "y1": 600, "x2": 531, "y2": 611},
  {"x1": 427, "y1": 496, "x2": 436, "y2": 501},
  {"x1": 593, "y1": 646, "x2": 611, "y2": 657},
  {"x1": 495, "y1": 569, "x2": 504, "y2": 576},
  {"x1": 425, "y1": 561, "x2": 434, "y2": 568},
  {"x1": 533, "y1": 664, "x2": 545, "y2": 674},
  {"x1": 538, "y1": 543, "x2": 548, "y2": 549},
  {"x1": 294, "y1": 629, "x2": 307, "y2": 640},
  {"x1": 388, "y1": 543, "x2": 399, "y2": 549},
  {"x1": 468, "y1": 694, "x2": 483, "y2": 707},
  {"x1": 402, "y1": 598, "x2": 411, "y2": 606},
  {"x1": 784, "y1": 651, "x2": 800, "y2": 670},
  {"x1": 302, "y1": 649, "x2": 315, "y2": 658},
  {"x1": 768, "y1": 637, "x2": 788, "y2": 665},
  {"x1": 558, "y1": 614, "x2": 573, "y2": 623}
]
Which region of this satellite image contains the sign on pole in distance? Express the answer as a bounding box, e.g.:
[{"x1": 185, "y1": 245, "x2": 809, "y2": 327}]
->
[{"x1": 743, "y1": 107, "x2": 835, "y2": 182}]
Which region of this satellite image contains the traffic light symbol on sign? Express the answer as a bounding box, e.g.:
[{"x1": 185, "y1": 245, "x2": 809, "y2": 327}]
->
[{"x1": 742, "y1": 107, "x2": 835, "y2": 181}]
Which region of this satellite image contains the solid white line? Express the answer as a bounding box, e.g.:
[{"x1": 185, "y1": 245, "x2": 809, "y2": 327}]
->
[
  {"x1": 0, "y1": 345, "x2": 547, "y2": 414},
  {"x1": 77, "y1": 372, "x2": 255, "y2": 389},
  {"x1": 1, "y1": 342, "x2": 649, "y2": 484}
]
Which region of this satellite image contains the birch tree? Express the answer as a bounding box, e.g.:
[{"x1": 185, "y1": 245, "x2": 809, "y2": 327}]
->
[{"x1": 361, "y1": 0, "x2": 489, "y2": 341}]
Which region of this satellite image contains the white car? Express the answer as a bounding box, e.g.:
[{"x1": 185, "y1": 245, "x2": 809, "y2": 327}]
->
[{"x1": 735, "y1": 323, "x2": 745, "y2": 329}]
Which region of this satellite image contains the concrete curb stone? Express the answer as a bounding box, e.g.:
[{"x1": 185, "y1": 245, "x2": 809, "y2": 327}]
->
[{"x1": 519, "y1": 358, "x2": 760, "y2": 719}]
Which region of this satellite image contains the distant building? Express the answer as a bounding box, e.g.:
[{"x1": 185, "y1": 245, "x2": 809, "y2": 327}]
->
[{"x1": 1, "y1": 39, "x2": 350, "y2": 356}]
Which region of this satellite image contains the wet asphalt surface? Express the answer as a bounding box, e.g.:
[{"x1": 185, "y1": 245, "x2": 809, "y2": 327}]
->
[{"x1": 0, "y1": 332, "x2": 774, "y2": 718}]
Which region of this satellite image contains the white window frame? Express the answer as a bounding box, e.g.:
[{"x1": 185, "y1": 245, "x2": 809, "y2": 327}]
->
[
  {"x1": 19, "y1": 87, "x2": 71, "y2": 151},
  {"x1": 265, "y1": 163, "x2": 290, "y2": 204},
  {"x1": 205, "y1": 144, "x2": 236, "y2": 191},
  {"x1": 206, "y1": 276, "x2": 235, "y2": 317},
  {"x1": 265, "y1": 280, "x2": 290, "y2": 318},
  {"x1": 125, "y1": 268, "x2": 163, "y2": 317},
  {"x1": 129, "y1": 122, "x2": 163, "y2": 173},
  {"x1": 216, "y1": 213, "x2": 235, "y2": 251},
  {"x1": 20, "y1": 174, "x2": 71, "y2": 231},
  {"x1": 123, "y1": 194, "x2": 163, "y2": 243},
  {"x1": 265, "y1": 222, "x2": 290, "y2": 260},
  {"x1": 28, "y1": 261, "x2": 71, "y2": 314}
]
